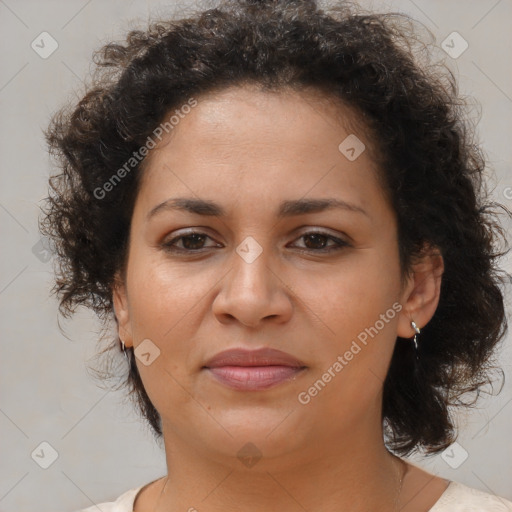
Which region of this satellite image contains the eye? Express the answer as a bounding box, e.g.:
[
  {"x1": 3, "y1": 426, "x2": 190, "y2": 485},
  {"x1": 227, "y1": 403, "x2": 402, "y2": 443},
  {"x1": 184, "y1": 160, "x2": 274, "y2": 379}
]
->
[
  {"x1": 161, "y1": 231, "x2": 221, "y2": 252},
  {"x1": 160, "y1": 229, "x2": 350, "y2": 254},
  {"x1": 289, "y1": 230, "x2": 350, "y2": 252}
]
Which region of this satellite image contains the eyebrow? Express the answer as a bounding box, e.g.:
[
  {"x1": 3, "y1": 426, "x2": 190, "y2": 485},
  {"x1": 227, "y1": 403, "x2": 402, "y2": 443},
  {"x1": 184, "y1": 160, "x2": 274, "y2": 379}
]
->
[{"x1": 147, "y1": 197, "x2": 369, "y2": 220}]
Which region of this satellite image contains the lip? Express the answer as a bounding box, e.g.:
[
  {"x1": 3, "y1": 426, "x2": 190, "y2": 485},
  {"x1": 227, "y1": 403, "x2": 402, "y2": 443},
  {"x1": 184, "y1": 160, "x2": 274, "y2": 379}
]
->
[
  {"x1": 203, "y1": 347, "x2": 306, "y2": 368},
  {"x1": 203, "y1": 348, "x2": 307, "y2": 391}
]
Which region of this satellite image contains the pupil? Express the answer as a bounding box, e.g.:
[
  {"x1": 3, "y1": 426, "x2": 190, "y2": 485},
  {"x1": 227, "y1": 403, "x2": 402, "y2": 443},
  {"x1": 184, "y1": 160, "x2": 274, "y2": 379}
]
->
[
  {"x1": 180, "y1": 234, "x2": 328, "y2": 250},
  {"x1": 183, "y1": 234, "x2": 205, "y2": 249},
  {"x1": 304, "y1": 234, "x2": 327, "y2": 249}
]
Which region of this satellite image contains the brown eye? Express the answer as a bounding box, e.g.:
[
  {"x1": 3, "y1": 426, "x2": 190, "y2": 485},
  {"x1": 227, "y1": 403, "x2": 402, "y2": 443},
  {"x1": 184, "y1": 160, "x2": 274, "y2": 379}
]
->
[
  {"x1": 291, "y1": 231, "x2": 350, "y2": 252},
  {"x1": 177, "y1": 233, "x2": 208, "y2": 250},
  {"x1": 161, "y1": 231, "x2": 220, "y2": 253},
  {"x1": 161, "y1": 230, "x2": 349, "y2": 255},
  {"x1": 302, "y1": 233, "x2": 330, "y2": 249}
]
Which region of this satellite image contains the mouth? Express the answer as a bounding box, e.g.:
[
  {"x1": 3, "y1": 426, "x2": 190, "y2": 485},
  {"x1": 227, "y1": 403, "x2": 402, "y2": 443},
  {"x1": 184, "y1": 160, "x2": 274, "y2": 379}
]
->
[
  {"x1": 202, "y1": 347, "x2": 307, "y2": 391},
  {"x1": 204, "y1": 365, "x2": 307, "y2": 390}
]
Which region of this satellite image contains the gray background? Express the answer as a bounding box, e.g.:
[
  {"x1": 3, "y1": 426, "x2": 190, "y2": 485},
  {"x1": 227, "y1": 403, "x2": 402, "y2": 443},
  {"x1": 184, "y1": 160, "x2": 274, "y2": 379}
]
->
[{"x1": 0, "y1": 0, "x2": 511, "y2": 510}]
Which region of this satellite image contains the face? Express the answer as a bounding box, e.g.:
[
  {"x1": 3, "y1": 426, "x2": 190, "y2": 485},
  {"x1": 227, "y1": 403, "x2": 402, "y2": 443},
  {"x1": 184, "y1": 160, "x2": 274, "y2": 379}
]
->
[{"x1": 114, "y1": 84, "x2": 441, "y2": 467}]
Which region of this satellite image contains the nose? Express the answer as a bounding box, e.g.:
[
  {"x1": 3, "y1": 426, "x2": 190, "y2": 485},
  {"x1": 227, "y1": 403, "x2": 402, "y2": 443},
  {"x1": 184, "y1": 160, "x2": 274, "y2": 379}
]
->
[{"x1": 211, "y1": 242, "x2": 293, "y2": 329}]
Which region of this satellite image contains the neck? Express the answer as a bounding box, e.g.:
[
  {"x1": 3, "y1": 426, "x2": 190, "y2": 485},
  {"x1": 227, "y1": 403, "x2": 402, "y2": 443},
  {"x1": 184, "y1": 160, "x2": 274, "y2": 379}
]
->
[{"x1": 154, "y1": 418, "x2": 404, "y2": 512}]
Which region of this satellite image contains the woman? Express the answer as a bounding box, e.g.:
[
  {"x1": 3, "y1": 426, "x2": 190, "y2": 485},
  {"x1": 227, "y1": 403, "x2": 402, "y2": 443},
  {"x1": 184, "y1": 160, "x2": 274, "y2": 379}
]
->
[{"x1": 41, "y1": 0, "x2": 512, "y2": 510}]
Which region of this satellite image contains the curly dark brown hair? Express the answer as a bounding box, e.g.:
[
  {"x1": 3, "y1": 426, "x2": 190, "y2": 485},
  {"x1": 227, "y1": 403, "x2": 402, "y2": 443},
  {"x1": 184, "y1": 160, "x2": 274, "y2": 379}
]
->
[{"x1": 41, "y1": 0, "x2": 511, "y2": 456}]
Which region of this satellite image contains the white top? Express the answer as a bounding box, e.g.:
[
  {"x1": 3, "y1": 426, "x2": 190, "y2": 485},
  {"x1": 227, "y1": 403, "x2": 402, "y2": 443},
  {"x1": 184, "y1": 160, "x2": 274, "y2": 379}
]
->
[{"x1": 76, "y1": 480, "x2": 512, "y2": 511}]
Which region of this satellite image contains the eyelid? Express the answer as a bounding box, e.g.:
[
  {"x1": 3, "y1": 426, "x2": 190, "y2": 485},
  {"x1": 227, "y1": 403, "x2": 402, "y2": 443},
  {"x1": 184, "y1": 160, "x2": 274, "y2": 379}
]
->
[
  {"x1": 161, "y1": 227, "x2": 217, "y2": 241},
  {"x1": 160, "y1": 227, "x2": 351, "y2": 253}
]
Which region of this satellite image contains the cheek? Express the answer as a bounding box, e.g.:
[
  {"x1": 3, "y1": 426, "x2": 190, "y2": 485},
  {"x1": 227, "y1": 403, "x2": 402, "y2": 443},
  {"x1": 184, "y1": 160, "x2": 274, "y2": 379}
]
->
[
  {"x1": 295, "y1": 258, "x2": 402, "y2": 417},
  {"x1": 304, "y1": 249, "x2": 401, "y2": 340},
  {"x1": 126, "y1": 252, "x2": 218, "y2": 350},
  {"x1": 125, "y1": 258, "x2": 206, "y2": 409},
  {"x1": 126, "y1": 266, "x2": 177, "y2": 340}
]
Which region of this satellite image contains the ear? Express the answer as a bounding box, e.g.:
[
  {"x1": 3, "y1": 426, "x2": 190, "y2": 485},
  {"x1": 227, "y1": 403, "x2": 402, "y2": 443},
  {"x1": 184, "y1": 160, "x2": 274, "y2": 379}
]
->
[
  {"x1": 112, "y1": 272, "x2": 134, "y2": 348},
  {"x1": 397, "y1": 244, "x2": 445, "y2": 338}
]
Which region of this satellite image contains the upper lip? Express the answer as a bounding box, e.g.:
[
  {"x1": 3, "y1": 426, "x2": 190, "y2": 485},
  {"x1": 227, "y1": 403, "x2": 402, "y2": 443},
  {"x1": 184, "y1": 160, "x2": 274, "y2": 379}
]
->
[{"x1": 203, "y1": 348, "x2": 306, "y2": 368}]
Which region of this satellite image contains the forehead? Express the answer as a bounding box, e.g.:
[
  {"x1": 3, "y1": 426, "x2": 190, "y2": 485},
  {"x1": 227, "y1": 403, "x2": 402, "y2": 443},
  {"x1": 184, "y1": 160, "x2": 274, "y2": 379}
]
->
[
  {"x1": 149, "y1": 84, "x2": 368, "y2": 156},
  {"x1": 134, "y1": 84, "x2": 387, "y2": 221}
]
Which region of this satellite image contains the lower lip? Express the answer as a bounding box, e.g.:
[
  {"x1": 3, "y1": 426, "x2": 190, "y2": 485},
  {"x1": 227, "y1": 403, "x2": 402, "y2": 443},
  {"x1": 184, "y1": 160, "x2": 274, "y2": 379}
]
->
[{"x1": 205, "y1": 365, "x2": 305, "y2": 390}]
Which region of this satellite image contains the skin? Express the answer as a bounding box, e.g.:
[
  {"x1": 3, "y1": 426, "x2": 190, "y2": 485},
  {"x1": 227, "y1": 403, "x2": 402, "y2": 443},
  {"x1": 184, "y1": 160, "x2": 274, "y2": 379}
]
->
[{"x1": 113, "y1": 84, "x2": 447, "y2": 512}]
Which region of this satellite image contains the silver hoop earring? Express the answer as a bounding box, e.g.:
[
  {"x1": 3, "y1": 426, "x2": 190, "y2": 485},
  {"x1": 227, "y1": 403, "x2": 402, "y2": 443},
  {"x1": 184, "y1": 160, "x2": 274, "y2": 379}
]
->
[
  {"x1": 411, "y1": 320, "x2": 421, "y2": 351},
  {"x1": 120, "y1": 339, "x2": 129, "y2": 361}
]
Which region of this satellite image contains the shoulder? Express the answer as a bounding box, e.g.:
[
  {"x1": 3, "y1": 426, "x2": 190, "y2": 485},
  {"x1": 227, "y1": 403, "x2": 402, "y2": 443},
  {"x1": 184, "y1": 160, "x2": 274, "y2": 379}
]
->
[
  {"x1": 430, "y1": 480, "x2": 512, "y2": 511},
  {"x1": 73, "y1": 485, "x2": 145, "y2": 512}
]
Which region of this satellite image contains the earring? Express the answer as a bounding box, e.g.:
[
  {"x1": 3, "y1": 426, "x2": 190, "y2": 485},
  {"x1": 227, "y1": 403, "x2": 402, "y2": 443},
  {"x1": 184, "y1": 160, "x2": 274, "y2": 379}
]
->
[
  {"x1": 120, "y1": 339, "x2": 129, "y2": 362},
  {"x1": 411, "y1": 320, "x2": 421, "y2": 351}
]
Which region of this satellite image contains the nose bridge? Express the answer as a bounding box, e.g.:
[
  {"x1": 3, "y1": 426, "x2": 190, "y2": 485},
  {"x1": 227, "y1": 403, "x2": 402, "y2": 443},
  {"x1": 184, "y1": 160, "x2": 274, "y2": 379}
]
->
[
  {"x1": 212, "y1": 234, "x2": 291, "y2": 326},
  {"x1": 230, "y1": 234, "x2": 273, "y2": 299}
]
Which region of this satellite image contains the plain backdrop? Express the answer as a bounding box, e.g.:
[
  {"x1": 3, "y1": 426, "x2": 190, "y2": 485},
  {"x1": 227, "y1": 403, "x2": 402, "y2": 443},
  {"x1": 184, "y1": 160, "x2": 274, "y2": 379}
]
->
[{"x1": 0, "y1": 0, "x2": 511, "y2": 510}]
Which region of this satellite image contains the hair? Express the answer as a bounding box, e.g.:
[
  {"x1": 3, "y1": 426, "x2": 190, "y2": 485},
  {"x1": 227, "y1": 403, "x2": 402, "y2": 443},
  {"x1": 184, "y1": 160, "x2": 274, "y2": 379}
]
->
[{"x1": 41, "y1": 0, "x2": 512, "y2": 456}]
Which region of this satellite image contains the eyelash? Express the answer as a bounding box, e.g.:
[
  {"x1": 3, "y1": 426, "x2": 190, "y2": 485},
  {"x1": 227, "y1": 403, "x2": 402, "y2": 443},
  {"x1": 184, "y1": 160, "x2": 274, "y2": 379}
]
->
[{"x1": 161, "y1": 230, "x2": 350, "y2": 254}]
